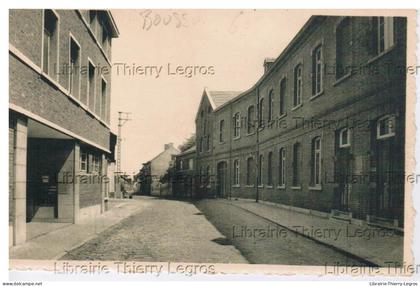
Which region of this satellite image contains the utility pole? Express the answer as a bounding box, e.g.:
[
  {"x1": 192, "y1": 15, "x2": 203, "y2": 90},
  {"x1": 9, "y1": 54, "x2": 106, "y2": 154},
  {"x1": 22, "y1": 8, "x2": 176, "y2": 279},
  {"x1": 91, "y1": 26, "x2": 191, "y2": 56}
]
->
[{"x1": 117, "y1": 111, "x2": 132, "y2": 173}]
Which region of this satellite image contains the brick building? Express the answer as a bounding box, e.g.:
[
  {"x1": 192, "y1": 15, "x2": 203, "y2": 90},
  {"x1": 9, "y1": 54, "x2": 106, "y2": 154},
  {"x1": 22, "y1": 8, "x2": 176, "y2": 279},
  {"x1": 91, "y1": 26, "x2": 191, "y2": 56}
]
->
[
  {"x1": 138, "y1": 143, "x2": 180, "y2": 197},
  {"x1": 9, "y1": 10, "x2": 119, "y2": 246},
  {"x1": 172, "y1": 145, "x2": 197, "y2": 198},
  {"x1": 195, "y1": 16, "x2": 406, "y2": 228}
]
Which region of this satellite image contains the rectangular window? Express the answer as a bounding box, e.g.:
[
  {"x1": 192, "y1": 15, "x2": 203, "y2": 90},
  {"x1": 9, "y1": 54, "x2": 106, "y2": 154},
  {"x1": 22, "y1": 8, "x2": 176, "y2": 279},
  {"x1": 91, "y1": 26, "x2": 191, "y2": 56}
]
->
[
  {"x1": 234, "y1": 113, "x2": 241, "y2": 138},
  {"x1": 374, "y1": 17, "x2": 394, "y2": 55},
  {"x1": 101, "y1": 78, "x2": 107, "y2": 121},
  {"x1": 88, "y1": 61, "x2": 96, "y2": 111},
  {"x1": 42, "y1": 10, "x2": 59, "y2": 77},
  {"x1": 268, "y1": 90, "x2": 274, "y2": 122},
  {"x1": 80, "y1": 149, "x2": 88, "y2": 172},
  {"x1": 233, "y1": 159, "x2": 240, "y2": 186},
  {"x1": 336, "y1": 17, "x2": 352, "y2": 79},
  {"x1": 258, "y1": 154, "x2": 263, "y2": 186},
  {"x1": 92, "y1": 154, "x2": 101, "y2": 174},
  {"x1": 279, "y1": 79, "x2": 286, "y2": 116},
  {"x1": 311, "y1": 137, "x2": 322, "y2": 186},
  {"x1": 279, "y1": 148, "x2": 286, "y2": 187},
  {"x1": 188, "y1": 159, "x2": 194, "y2": 170},
  {"x1": 377, "y1": 115, "x2": 396, "y2": 139},
  {"x1": 247, "y1": 105, "x2": 255, "y2": 134},
  {"x1": 339, "y1": 128, "x2": 351, "y2": 148},
  {"x1": 292, "y1": 143, "x2": 301, "y2": 186},
  {"x1": 312, "y1": 45, "x2": 323, "y2": 96},
  {"x1": 246, "y1": 157, "x2": 254, "y2": 186},
  {"x1": 69, "y1": 37, "x2": 81, "y2": 100},
  {"x1": 293, "y1": 65, "x2": 302, "y2": 107},
  {"x1": 258, "y1": 98, "x2": 265, "y2": 127},
  {"x1": 219, "y1": 120, "x2": 225, "y2": 143},
  {"x1": 267, "y1": 152, "x2": 273, "y2": 186}
]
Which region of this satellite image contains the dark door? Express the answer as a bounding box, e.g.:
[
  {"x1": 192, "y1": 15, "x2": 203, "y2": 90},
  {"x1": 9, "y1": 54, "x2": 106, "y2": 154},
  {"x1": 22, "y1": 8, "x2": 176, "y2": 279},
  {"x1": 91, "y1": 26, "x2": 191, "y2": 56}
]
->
[
  {"x1": 335, "y1": 147, "x2": 352, "y2": 212},
  {"x1": 216, "y1": 161, "x2": 227, "y2": 198},
  {"x1": 374, "y1": 138, "x2": 395, "y2": 219}
]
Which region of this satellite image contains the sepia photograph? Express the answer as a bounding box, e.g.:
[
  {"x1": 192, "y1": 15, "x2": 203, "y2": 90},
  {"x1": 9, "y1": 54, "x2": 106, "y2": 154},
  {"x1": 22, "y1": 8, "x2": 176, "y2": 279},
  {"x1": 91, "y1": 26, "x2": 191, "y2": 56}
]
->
[{"x1": 5, "y1": 6, "x2": 418, "y2": 282}]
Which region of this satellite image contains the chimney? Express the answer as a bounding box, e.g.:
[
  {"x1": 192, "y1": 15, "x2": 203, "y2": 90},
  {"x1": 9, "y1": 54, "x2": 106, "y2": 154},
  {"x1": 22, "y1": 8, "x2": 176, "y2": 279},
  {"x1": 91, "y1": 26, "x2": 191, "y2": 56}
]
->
[
  {"x1": 263, "y1": 58, "x2": 276, "y2": 73},
  {"x1": 164, "y1": 143, "x2": 174, "y2": 150}
]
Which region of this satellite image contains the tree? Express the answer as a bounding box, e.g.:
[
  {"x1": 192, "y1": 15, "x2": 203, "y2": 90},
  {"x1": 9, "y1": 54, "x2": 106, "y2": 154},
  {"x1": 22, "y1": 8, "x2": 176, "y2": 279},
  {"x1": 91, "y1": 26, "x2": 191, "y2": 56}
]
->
[{"x1": 178, "y1": 133, "x2": 196, "y2": 152}]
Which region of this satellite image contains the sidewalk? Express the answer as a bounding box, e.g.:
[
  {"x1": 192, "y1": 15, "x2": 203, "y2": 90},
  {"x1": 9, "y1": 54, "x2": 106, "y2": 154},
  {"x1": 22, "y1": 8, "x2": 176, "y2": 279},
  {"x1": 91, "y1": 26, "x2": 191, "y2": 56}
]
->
[
  {"x1": 224, "y1": 199, "x2": 403, "y2": 266},
  {"x1": 10, "y1": 198, "x2": 152, "y2": 260}
]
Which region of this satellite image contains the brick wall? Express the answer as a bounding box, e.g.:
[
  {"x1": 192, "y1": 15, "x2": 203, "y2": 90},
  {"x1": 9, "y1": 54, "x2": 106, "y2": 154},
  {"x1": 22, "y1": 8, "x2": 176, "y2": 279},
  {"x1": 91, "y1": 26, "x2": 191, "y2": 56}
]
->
[
  {"x1": 9, "y1": 9, "x2": 113, "y2": 149},
  {"x1": 195, "y1": 16, "x2": 406, "y2": 223}
]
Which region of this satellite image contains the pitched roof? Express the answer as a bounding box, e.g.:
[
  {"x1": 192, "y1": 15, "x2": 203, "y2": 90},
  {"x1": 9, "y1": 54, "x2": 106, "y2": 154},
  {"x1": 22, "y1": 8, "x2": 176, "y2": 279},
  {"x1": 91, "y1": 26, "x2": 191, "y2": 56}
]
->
[
  {"x1": 206, "y1": 90, "x2": 242, "y2": 109},
  {"x1": 179, "y1": 144, "x2": 196, "y2": 155}
]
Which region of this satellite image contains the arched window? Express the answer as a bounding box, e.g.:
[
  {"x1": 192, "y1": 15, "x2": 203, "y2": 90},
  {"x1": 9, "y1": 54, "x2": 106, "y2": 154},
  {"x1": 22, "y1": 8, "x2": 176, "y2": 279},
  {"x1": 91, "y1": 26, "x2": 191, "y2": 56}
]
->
[
  {"x1": 258, "y1": 98, "x2": 265, "y2": 127},
  {"x1": 219, "y1": 119, "x2": 225, "y2": 142},
  {"x1": 268, "y1": 90, "x2": 274, "y2": 122},
  {"x1": 246, "y1": 157, "x2": 254, "y2": 186},
  {"x1": 233, "y1": 112, "x2": 241, "y2": 138},
  {"x1": 267, "y1": 151, "x2": 273, "y2": 186},
  {"x1": 292, "y1": 142, "x2": 301, "y2": 186},
  {"x1": 312, "y1": 45, "x2": 323, "y2": 95},
  {"x1": 279, "y1": 148, "x2": 286, "y2": 187},
  {"x1": 258, "y1": 154, "x2": 264, "y2": 186},
  {"x1": 233, "y1": 159, "x2": 240, "y2": 186},
  {"x1": 311, "y1": 137, "x2": 322, "y2": 187},
  {"x1": 279, "y1": 78, "x2": 287, "y2": 116},
  {"x1": 293, "y1": 64, "x2": 303, "y2": 107},
  {"x1": 247, "y1": 105, "x2": 255, "y2": 134}
]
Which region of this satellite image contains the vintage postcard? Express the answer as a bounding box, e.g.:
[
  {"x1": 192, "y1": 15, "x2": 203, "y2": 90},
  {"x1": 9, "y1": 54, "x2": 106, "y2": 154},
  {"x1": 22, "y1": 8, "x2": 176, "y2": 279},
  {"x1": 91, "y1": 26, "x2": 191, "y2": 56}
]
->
[{"x1": 6, "y1": 8, "x2": 418, "y2": 280}]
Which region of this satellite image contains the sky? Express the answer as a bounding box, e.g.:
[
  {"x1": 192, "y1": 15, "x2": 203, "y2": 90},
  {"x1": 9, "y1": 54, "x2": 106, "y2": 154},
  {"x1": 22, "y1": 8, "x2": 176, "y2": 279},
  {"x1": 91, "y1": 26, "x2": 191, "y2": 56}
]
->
[{"x1": 109, "y1": 10, "x2": 311, "y2": 175}]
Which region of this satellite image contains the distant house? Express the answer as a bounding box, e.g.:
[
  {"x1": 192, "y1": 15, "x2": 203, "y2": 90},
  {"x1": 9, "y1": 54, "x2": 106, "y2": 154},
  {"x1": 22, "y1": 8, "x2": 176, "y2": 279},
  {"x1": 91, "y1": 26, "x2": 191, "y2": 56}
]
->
[
  {"x1": 172, "y1": 145, "x2": 197, "y2": 198},
  {"x1": 138, "y1": 143, "x2": 180, "y2": 196}
]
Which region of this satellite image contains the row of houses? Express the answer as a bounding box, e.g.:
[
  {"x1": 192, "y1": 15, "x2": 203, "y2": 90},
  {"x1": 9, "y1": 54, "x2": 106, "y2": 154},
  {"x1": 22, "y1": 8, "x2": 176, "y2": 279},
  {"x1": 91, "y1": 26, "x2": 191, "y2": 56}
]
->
[
  {"x1": 172, "y1": 16, "x2": 407, "y2": 229},
  {"x1": 9, "y1": 10, "x2": 120, "y2": 246}
]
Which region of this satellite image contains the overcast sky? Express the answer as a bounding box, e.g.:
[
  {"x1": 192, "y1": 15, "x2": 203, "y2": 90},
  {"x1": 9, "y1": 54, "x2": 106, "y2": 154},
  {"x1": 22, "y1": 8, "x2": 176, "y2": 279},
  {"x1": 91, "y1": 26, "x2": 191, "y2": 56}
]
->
[{"x1": 109, "y1": 10, "x2": 310, "y2": 175}]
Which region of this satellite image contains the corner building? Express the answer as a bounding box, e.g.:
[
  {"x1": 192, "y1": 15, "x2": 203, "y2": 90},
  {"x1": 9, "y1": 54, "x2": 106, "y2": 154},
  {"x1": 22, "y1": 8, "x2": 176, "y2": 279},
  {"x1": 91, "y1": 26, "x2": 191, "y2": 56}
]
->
[
  {"x1": 9, "y1": 10, "x2": 119, "y2": 246},
  {"x1": 195, "y1": 16, "x2": 406, "y2": 228}
]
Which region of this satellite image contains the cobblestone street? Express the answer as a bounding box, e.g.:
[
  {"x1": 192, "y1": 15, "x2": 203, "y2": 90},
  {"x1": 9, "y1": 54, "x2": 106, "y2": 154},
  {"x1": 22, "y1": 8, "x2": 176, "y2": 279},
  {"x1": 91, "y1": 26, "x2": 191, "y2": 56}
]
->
[
  {"x1": 60, "y1": 197, "x2": 368, "y2": 265},
  {"x1": 60, "y1": 198, "x2": 247, "y2": 263}
]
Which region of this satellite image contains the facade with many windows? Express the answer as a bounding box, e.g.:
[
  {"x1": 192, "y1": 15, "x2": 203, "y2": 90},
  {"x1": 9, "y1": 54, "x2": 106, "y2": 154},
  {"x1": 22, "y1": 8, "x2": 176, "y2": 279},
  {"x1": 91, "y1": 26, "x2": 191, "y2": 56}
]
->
[
  {"x1": 195, "y1": 16, "x2": 406, "y2": 228},
  {"x1": 9, "y1": 10, "x2": 119, "y2": 246}
]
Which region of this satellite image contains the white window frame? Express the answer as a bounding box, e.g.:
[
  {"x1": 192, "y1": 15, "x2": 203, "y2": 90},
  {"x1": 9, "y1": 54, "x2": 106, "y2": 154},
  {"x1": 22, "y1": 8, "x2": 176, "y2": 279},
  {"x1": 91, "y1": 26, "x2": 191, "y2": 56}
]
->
[
  {"x1": 233, "y1": 112, "x2": 241, "y2": 139},
  {"x1": 312, "y1": 44, "x2": 323, "y2": 96},
  {"x1": 268, "y1": 89, "x2": 274, "y2": 122},
  {"x1": 258, "y1": 154, "x2": 264, "y2": 187},
  {"x1": 246, "y1": 156, "x2": 254, "y2": 186},
  {"x1": 293, "y1": 64, "x2": 303, "y2": 108},
  {"x1": 100, "y1": 76, "x2": 108, "y2": 122},
  {"x1": 278, "y1": 148, "x2": 286, "y2": 188},
  {"x1": 377, "y1": 17, "x2": 394, "y2": 54},
  {"x1": 68, "y1": 33, "x2": 82, "y2": 101},
  {"x1": 339, "y1": 128, "x2": 351, "y2": 148},
  {"x1": 219, "y1": 119, "x2": 225, "y2": 143},
  {"x1": 247, "y1": 105, "x2": 255, "y2": 134},
  {"x1": 279, "y1": 77, "x2": 287, "y2": 117},
  {"x1": 41, "y1": 9, "x2": 60, "y2": 79},
  {"x1": 312, "y1": 137, "x2": 322, "y2": 187},
  {"x1": 233, "y1": 159, "x2": 240, "y2": 186},
  {"x1": 80, "y1": 150, "x2": 88, "y2": 173},
  {"x1": 377, "y1": 115, "x2": 396, "y2": 139},
  {"x1": 87, "y1": 58, "x2": 96, "y2": 111},
  {"x1": 267, "y1": 151, "x2": 273, "y2": 186}
]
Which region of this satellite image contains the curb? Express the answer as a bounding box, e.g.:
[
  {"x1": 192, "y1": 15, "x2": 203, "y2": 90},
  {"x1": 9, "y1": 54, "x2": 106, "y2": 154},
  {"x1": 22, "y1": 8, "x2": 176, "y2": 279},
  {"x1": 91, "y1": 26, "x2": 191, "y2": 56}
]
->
[{"x1": 222, "y1": 200, "x2": 379, "y2": 267}]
